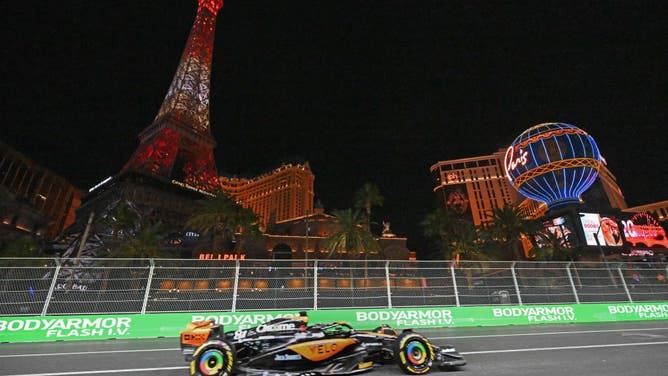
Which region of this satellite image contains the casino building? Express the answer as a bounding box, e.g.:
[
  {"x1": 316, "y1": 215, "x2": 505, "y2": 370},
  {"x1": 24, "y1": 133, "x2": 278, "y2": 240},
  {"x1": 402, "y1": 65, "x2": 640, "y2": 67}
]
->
[
  {"x1": 219, "y1": 163, "x2": 315, "y2": 229},
  {"x1": 430, "y1": 149, "x2": 627, "y2": 226},
  {"x1": 430, "y1": 150, "x2": 519, "y2": 226},
  {"x1": 430, "y1": 122, "x2": 668, "y2": 262},
  {"x1": 0, "y1": 141, "x2": 82, "y2": 240}
]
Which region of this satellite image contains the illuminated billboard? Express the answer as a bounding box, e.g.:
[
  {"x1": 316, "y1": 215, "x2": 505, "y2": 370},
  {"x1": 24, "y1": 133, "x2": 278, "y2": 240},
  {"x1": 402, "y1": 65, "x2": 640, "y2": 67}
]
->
[
  {"x1": 578, "y1": 212, "x2": 623, "y2": 247},
  {"x1": 443, "y1": 184, "x2": 473, "y2": 222},
  {"x1": 535, "y1": 215, "x2": 577, "y2": 248},
  {"x1": 620, "y1": 212, "x2": 668, "y2": 249}
]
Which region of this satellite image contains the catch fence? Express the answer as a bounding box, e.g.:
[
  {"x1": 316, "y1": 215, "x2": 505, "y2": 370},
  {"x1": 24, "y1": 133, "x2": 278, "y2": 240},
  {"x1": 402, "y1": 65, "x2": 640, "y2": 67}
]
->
[{"x1": 1, "y1": 258, "x2": 667, "y2": 316}]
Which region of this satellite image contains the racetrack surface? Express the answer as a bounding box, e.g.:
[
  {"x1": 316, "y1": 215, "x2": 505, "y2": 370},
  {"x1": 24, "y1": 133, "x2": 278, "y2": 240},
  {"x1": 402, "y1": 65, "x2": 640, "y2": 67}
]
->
[{"x1": 2, "y1": 321, "x2": 667, "y2": 376}]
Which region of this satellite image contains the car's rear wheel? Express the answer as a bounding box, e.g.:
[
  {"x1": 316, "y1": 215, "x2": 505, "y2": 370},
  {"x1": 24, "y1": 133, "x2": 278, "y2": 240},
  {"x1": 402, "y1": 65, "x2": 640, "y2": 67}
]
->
[
  {"x1": 190, "y1": 340, "x2": 236, "y2": 376},
  {"x1": 394, "y1": 332, "x2": 434, "y2": 374}
]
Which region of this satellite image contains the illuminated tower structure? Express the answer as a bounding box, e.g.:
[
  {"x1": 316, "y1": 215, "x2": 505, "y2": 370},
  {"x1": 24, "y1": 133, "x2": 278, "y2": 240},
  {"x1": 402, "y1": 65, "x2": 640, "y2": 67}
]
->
[
  {"x1": 62, "y1": 1, "x2": 225, "y2": 258},
  {"x1": 122, "y1": 0, "x2": 222, "y2": 192}
]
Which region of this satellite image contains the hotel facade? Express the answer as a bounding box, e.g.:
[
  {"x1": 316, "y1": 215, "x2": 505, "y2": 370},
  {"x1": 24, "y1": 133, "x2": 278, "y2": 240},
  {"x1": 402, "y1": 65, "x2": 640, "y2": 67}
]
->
[
  {"x1": 430, "y1": 149, "x2": 627, "y2": 224},
  {"x1": 219, "y1": 163, "x2": 315, "y2": 229}
]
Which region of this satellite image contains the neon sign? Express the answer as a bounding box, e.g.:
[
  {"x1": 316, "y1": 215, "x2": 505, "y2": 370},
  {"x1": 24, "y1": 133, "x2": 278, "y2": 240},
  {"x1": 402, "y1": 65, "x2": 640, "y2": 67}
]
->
[
  {"x1": 198, "y1": 253, "x2": 246, "y2": 260},
  {"x1": 504, "y1": 123, "x2": 601, "y2": 209},
  {"x1": 503, "y1": 146, "x2": 528, "y2": 182}
]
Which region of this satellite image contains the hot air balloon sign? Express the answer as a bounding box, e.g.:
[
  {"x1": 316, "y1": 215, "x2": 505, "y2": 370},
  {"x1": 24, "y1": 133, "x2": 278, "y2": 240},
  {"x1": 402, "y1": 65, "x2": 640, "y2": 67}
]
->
[{"x1": 504, "y1": 122, "x2": 602, "y2": 210}]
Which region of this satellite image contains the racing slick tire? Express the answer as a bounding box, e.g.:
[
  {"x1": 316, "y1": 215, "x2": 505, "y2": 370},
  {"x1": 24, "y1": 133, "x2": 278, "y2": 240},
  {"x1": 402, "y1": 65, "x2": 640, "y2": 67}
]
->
[
  {"x1": 190, "y1": 340, "x2": 236, "y2": 376},
  {"x1": 394, "y1": 332, "x2": 435, "y2": 374}
]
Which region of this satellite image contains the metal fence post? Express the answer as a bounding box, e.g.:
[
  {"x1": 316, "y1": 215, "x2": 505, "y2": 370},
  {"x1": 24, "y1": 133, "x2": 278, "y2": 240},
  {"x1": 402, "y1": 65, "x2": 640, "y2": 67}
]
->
[
  {"x1": 140, "y1": 259, "x2": 155, "y2": 314},
  {"x1": 232, "y1": 259, "x2": 240, "y2": 312},
  {"x1": 313, "y1": 260, "x2": 318, "y2": 311},
  {"x1": 618, "y1": 267, "x2": 633, "y2": 302},
  {"x1": 565, "y1": 262, "x2": 580, "y2": 304},
  {"x1": 511, "y1": 262, "x2": 523, "y2": 305},
  {"x1": 385, "y1": 261, "x2": 392, "y2": 308},
  {"x1": 41, "y1": 258, "x2": 61, "y2": 316},
  {"x1": 450, "y1": 263, "x2": 460, "y2": 307}
]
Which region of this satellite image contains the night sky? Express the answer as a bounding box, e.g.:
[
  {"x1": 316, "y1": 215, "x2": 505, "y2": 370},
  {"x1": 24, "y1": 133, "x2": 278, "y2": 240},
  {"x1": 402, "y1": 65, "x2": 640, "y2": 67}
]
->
[{"x1": 2, "y1": 1, "x2": 667, "y2": 253}]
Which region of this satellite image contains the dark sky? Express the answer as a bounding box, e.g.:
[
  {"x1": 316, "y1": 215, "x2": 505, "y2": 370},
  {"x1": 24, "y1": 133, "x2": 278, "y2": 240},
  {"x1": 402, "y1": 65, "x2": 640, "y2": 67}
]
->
[{"x1": 2, "y1": 1, "x2": 667, "y2": 252}]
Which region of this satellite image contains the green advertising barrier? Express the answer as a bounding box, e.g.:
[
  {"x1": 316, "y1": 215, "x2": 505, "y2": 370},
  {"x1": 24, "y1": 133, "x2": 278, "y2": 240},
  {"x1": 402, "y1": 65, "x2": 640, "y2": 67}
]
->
[{"x1": 2, "y1": 302, "x2": 667, "y2": 343}]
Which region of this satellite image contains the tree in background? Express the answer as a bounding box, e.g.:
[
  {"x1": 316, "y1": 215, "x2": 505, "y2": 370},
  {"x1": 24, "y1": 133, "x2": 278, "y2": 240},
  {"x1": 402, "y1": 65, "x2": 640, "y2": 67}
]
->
[
  {"x1": 531, "y1": 230, "x2": 572, "y2": 261},
  {"x1": 186, "y1": 191, "x2": 260, "y2": 253},
  {"x1": 354, "y1": 182, "x2": 384, "y2": 233},
  {"x1": 324, "y1": 208, "x2": 379, "y2": 259},
  {"x1": 231, "y1": 205, "x2": 262, "y2": 256},
  {"x1": 421, "y1": 208, "x2": 484, "y2": 261},
  {"x1": 482, "y1": 203, "x2": 540, "y2": 260},
  {"x1": 114, "y1": 222, "x2": 168, "y2": 258}
]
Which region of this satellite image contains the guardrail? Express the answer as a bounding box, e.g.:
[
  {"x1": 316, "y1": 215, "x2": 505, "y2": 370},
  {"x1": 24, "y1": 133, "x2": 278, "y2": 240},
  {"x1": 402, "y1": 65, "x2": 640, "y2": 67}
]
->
[{"x1": 1, "y1": 258, "x2": 667, "y2": 316}]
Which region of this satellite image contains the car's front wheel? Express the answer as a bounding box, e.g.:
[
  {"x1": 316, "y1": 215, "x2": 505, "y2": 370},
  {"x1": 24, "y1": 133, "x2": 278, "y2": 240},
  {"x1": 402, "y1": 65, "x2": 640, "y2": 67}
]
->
[
  {"x1": 394, "y1": 331, "x2": 435, "y2": 374},
  {"x1": 190, "y1": 340, "x2": 236, "y2": 376}
]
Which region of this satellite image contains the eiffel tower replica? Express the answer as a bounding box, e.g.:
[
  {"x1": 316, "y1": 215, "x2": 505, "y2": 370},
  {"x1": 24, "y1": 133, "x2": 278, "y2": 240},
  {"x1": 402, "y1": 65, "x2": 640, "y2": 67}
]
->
[{"x1": 56, "y1": 0, "x2": 224, "y2": 260}]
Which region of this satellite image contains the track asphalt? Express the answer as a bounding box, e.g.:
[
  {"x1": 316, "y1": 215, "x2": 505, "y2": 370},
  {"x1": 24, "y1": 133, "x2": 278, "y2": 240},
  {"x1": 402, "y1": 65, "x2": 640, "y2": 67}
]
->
[{"x1": 1, "y1": 321, "x2": 667, "y2": 376}]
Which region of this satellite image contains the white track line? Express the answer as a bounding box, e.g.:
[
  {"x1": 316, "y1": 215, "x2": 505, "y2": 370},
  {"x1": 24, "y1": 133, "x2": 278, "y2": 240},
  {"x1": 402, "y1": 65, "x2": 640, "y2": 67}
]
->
[
  {"x1": 0, "y1": 348, "x2": 177, "y2": 358},
  {"x1": 3, "y1": 366, "x2": 187, "y2": 376},
  {"x1": 4, "y1": 341, "x2": 668, "y2": 376},
  {"x1": 431, "y1": 326, "x2": 668, "y2": 340},
  {"x1": 462, "y1": 340, "x2": 668, "y2": 354}
]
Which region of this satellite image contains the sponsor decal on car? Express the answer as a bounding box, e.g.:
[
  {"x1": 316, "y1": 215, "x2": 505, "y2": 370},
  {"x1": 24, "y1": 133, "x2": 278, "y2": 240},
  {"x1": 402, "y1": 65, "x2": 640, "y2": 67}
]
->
[
  {"x1": 274, "y1": 354, "x2": 303, "y2": 361},
  {"x1": 257, "y1": 323, "x2": 296, "y2": 333},
  {"x1": 289, "y1": 338, "x2": 357, "y2": 362}
]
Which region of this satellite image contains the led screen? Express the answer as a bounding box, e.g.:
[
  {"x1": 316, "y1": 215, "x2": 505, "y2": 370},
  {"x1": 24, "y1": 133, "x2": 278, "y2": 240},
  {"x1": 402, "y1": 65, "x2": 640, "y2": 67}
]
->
[
  {"x1": 535, "y1": 215, "x2": 577, "y2": 248},
  {"x1": 620, "y1": 212, "x2": 668, "y2": 249},
  {"x1": 579, "y1": 212, "x2": 623, "y2": 247}
]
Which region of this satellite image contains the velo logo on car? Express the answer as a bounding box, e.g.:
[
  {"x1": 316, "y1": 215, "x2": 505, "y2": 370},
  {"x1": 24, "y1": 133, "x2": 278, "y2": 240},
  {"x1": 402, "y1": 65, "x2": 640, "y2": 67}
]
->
[{"x1": 289, "y1": 338, "x2": 357, "y2": 362}]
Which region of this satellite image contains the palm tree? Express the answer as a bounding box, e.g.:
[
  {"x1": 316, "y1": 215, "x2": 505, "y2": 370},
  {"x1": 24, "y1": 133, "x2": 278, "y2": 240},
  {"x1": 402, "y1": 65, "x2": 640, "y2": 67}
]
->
[
  {"x1": 422, "y1": 208, "x2": 454, "y2": 259},
  {"x1": 324, "y1": 209, "x2": 379, "y2": 259},
  {"x1": 231, "y1": 206, "x2": 262, "y2": 256},
  {"x1": 482, "y1": 203, "x2": 540, "y2": 260},
  {"x1": 186, "y1": 191, "x2": 260, "y2": 253},
  {"x1": 532, "y1": 230, "x2": 571, "y2": 261},
  {"x1": 354, "y1": 182, "x2": 384, "y2": 233},
  {"x1": 421, "y1": 208, "x2": 483, "y2": 261},
  {"x1": 115, "y1": 222, "x2": 167, "y2": 258}
]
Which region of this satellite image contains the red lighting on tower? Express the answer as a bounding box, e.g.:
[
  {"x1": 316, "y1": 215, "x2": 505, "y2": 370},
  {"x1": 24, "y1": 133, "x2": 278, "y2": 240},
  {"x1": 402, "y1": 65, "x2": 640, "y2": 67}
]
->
[{"x1": 122, "y1": 0, "x2": 224, "y2": 192}]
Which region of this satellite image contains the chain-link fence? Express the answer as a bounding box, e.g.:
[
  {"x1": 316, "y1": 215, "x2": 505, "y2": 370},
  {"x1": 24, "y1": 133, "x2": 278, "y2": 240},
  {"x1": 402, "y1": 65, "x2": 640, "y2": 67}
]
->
[{"x1": 1, "y1": 258, "x2": 667, "y2": 316}]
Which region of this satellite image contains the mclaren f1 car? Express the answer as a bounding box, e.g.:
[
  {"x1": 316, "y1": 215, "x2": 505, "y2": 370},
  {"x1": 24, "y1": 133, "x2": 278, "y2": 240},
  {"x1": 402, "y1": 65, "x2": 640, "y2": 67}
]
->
[{"x1": 180, "y1": 312, "x2": 465, "y2": 376}]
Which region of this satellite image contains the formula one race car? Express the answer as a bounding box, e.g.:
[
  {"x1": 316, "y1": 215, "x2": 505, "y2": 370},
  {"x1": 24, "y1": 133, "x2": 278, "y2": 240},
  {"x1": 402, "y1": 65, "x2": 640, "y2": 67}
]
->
[{"x1": 180, "y1": 312, "x2": 465, "y2": 376}]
